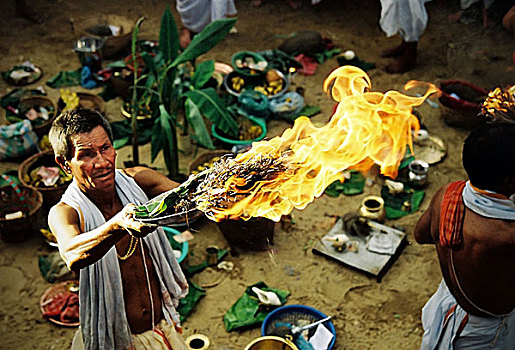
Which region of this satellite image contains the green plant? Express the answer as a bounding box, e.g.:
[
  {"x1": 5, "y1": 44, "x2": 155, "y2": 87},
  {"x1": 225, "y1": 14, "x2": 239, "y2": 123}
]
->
[{"x1": 129, "y1": 6, "x2": 238, "y2": 179}]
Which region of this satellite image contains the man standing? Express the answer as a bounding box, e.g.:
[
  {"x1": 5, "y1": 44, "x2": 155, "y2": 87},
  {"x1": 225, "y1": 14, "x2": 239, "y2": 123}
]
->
[
  {"x1": 48, "y1": 109, "x2": 189, "y2": 349},
  {"x1": 414, "y1": 124, "x2": 515, "y2": 349},
  {"x1": 379, "y1": 0, "x2": 431, "y2": 73}
]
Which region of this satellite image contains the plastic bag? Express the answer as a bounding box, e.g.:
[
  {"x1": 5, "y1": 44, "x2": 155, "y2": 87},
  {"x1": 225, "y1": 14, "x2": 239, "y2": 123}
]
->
[{"x1": 0, "y1": 120, "x2": 39, "y2": 160}]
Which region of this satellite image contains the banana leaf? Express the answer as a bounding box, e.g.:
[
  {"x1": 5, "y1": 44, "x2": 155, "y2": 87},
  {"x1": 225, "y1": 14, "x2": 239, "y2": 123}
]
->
[
  {"x1": 159, "y1": 5, "x2": 180, "y2": 64},
  {"x1": 170, "y1": 18, "x2": 236, "y2": 68},
  {"x1": 185, "y1": 99, "x2": 215, "y2": 149},
  {"x1": 184, "y1": 88, "x2": 238, "y2": 137},
  {"x1": 191, "y1": 60, "x2": 214, "y2": 90}
]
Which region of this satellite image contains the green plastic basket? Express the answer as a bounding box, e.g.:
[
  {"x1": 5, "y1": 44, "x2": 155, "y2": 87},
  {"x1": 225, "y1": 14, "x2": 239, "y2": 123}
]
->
[
  {"x1": 231, "y1": 51, "x2": 269, "y2": 77},
  {"x1": 212, "y1": 115, "x2": 267, "y2": 146}
]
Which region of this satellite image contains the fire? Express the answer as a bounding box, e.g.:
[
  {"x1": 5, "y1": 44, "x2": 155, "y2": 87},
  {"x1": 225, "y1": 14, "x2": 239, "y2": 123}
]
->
[{"x1": 194, "y1": 66, "x2": 439, "y2": 222}]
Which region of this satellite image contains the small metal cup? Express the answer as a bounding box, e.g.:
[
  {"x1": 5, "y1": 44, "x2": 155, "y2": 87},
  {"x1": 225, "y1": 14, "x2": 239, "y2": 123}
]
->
[
  {"x1": 408, "y1": 160, "x2": 429, "y2": 188},
  {"x1": 206, "y1": 246, "x2": 219, "y2": 266}
]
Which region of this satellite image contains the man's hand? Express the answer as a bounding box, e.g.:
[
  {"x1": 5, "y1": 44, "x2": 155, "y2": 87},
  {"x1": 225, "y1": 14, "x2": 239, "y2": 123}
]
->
[{"x1": 117, "y1": 203, "x2": 157, "y2": 237}]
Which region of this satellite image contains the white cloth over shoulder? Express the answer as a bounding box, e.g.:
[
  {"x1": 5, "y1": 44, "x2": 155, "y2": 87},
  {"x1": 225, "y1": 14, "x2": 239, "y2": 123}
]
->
[
  {"x1": 177, "y1": 0, "x2": 237, "y2": 33},
  {"x1": 379, "y1": 0, "x2": 431, "y2": 42},
  {"x1": 421, "y1": 280, "x2": 515, "y2": 350},
  {"x1": 61, "y1": 170, "x2": 188, "y2": 350},
  {"x1": 462, "y1": 181, "x2": 515, "y2": 220}
]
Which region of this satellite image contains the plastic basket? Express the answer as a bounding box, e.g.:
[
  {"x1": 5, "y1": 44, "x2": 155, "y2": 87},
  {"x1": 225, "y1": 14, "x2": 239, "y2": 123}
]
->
[
  {"x1": 261, "y1": 304, "x2": 336, "y2": 350},
  {"x1": 231, "y1": 51, "x2": 269, "y2": 77},
  {"x1": 211, "y1": 115, "x2": 267, "y2": 146},
  {"x1": 162, "y1": 226, "x2": 188, "y2": 263}
]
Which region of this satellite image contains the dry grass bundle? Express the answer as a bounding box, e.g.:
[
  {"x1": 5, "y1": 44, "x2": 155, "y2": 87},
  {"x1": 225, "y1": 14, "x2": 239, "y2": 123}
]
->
[{"x1": 192, "y1": 154, "x2": 292, "y2": 216}]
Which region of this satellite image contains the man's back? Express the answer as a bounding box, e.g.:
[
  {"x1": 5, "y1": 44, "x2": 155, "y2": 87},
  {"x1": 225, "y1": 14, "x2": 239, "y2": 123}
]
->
[{"x1": 428, "y1": 185, "x2": 515, "y2": 317}]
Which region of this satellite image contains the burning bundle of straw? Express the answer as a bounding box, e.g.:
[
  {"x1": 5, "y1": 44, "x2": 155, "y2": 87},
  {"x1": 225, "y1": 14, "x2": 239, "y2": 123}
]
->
[
  {"x1": 192, "y1": 154, "x2": 293, "y2": 222},
  {"x1": 481, "y1": 85, "x2": 515, "y2": 124}
]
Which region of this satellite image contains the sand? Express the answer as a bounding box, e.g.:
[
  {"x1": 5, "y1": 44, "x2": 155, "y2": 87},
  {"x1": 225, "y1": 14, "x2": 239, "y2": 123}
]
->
[{"x1": 0, "y1": 0, "x2": 514, "y2": 349}]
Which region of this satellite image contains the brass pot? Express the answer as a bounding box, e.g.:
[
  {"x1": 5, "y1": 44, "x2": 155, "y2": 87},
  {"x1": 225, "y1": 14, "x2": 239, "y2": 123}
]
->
[{"x1": 358, "y1": 195, "x2": 385, "y2": 223}]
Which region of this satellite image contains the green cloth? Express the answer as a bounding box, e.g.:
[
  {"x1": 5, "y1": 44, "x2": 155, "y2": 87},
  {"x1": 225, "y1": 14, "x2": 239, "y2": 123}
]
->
[
  {"x1": 283, "y1": 105, "x2": 321, "y2": 123},
  {"x1": 325, "y1": 171, "x2": 365, "y2": 197},
  {"x1": 38, "y1": 251, "x2": 74, "y2": 283},
  {"x1": 224, "y1": 281, "x2": 290, "y2": 332},
  {"x1": 177, "y1": 279, "x2": 206, "y2": 323},
  {"x1": 184, "y1": 248, "x2": 229, "y2": 276},
  {"x1": 46, "y1": 69, "x2": 82, "y2": 88},
  {"x1": 313, "y1": 48, "x2": 342, "y2": 64},
  {"x1": 381, "y1": 185, "x2": 425, "y2": 219}
]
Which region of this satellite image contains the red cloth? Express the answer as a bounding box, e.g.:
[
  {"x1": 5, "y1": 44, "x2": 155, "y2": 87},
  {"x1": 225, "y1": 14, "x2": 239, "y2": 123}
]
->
[
  {"x1": 439, "y1": 181, "x2": 467, "y2": 247},
  {"x1": 42, "y1": 292, "x2": 79, "y2": 323},
  {"x1": 294, "y1": 54, "x2": 318, "y2": 75}
]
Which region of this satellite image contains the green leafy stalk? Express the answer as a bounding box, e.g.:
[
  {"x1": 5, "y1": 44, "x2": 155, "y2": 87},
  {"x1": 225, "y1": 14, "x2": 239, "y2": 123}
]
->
[{"x1": 130, "y1": 16, "x2": 146, "y2": 165}]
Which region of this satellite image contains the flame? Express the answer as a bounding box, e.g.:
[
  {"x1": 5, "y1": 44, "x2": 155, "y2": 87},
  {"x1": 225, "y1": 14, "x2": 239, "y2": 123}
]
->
[
  {"x1": 195, "y1": 66, "x2": 439, "y2": 222},
  {"x1": 481, "y1": 85, "x2": 515, "y2": 124}
]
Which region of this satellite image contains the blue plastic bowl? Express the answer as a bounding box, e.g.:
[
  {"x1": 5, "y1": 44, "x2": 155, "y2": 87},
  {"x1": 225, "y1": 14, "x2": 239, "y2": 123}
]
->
[
  {"x1": 162, "y1": 226, "x2": 188, "y2": 263},
  {"x1": 261, "y1": 304, "x2": 336, "y2": 350}
]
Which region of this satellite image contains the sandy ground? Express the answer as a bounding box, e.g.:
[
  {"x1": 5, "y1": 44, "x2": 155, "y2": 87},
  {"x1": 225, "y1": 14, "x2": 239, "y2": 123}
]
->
[{"x1": 0, "y1": 0, "x2": 514, "y2": 349}]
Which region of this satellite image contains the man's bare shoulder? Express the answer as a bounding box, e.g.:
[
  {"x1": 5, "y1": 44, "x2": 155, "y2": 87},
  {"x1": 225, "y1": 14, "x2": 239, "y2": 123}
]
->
[{"x1": 48, "y1": 202, "x2": 79, "y2": 224}]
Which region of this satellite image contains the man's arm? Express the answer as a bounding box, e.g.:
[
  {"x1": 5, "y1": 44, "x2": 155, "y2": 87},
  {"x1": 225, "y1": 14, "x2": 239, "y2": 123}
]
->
[
  {"x1": 414, "y1": 186, "x2": 445, "y2": 244},
  {"x1": 124, "y1": 166, "x2": 180, "y2": 197},
  {"x1": 48, "y1": 202, "x2": 153, "y2": 271}
]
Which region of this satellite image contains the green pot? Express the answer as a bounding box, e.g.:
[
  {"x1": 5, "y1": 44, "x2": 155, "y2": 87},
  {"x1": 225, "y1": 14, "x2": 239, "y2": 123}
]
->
[{"x1": 211, "y1": 115, "x2": 267, "y2": 146}]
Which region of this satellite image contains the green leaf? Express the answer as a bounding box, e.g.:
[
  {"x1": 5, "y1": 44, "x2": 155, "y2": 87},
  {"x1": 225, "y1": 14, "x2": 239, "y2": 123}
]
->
[
  {"x1": 158, "y1": 104, "x2": 178, "y2": 175},
  {"x1": 151, "y1": 118, "x2": 164, "y2": 162},
  {"x1": 171, "y1": 18, "x2": 236, "y2": 68},
  {"x1": 191, "y1": 60, "x2": 214, "y2": 89},
  {"x1": 159, "y1": 5, "x2": 180, "y2": 63},
  {"x1": 185, "y1": 99, "x2": 215, "y2": 149},
  {"x1": 184, "y1": 88, "x2": 238, "y2": 137}
]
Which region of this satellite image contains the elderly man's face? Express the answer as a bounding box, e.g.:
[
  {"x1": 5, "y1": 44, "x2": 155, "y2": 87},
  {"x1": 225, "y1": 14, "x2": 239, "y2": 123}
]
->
[{"x1": 67, "y1": 126, "x2": 116, "y2": 192}]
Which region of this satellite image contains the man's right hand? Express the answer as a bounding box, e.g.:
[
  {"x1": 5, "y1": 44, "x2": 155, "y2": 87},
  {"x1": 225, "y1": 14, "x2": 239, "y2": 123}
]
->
[{"x1": 117, "y1": 203, "x2": 157, "y2": 238}]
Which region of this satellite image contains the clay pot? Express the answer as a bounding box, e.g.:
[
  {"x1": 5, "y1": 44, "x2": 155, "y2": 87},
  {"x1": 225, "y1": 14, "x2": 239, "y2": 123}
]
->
[{"x1": 216, "y1": 217, "x2": 275, "y2": 255}]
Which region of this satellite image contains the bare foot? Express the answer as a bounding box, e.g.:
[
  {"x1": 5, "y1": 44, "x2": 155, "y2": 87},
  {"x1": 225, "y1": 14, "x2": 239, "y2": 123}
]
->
[
  {"x1": 285, "y1": 0, "x2": 301, "y2": 10},
  {"x1": 251, "y1": 0, "x2": 265, "y2": 8},
  {"x1": 482, "y1": 9, "x2": 495, "y2": 29},
  {"x1": 15, "y1": 0, "x2": 44, "y2": 23},
  {"x1": 448, "y1": 10, "x2": 463, "y2": 23},
  {"x1": 179, "y1": 28, "x2": 192, "y2": 49},
  {"x1": 380, "y1": 42, "x2": 406, "y2": 58},
  {"x1": 385, "y1": 42, "x2": 417, "y2": 74}
]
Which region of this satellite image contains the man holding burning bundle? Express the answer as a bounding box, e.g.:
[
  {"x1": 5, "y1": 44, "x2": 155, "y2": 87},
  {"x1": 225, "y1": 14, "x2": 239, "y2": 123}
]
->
[
  {"x1": 414, "y1": 123, "x2": 515, "y2": 349},
  {"x1": 48, "y1": 109, "x2": 189, "y2": 349}
]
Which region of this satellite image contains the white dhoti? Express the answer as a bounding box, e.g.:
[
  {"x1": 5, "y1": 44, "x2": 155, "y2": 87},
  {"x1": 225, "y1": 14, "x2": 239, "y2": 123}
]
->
[
  {"x1": 420, "y1": 280, "x2": 515, "y2": 350},
  {"x1": 379, "y1": 0, "x2": 431, "y2": 42}
]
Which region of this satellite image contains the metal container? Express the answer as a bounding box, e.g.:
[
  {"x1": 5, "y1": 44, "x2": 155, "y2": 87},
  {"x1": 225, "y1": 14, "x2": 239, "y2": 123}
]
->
[
  {"x1": 408, "y1": 160, "x2": 429, "y2": 188},
  {"x1": 244, "y1": 336, "x2": 299, "y2": 350},
  {"x1": 358, "y1": 195, "x2": 386, "y2": 223},
  {"x1": 73, "y1": 36, "x2": 105, "y2": 69}
]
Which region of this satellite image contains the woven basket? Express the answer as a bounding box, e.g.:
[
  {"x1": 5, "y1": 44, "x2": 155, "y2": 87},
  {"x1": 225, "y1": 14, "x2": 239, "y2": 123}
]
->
[
  {"x1": 0, "y1": 185, "x2": 43, "y2": 242},
  {"x1": 74, "y1": 15, "x2": 134, "y2": 59},
  {"x1": 18, "y1": 150, "x2": 71, "y2": 209},
  {"x1": 18, "y1": 96, "x2": 56, "y2": 138},
  {"x1": 188, "y1": 150, "x2": 233, "y2": 175}
]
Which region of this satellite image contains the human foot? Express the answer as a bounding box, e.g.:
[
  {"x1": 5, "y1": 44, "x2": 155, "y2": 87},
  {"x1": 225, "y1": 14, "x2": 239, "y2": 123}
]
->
[
  {"x1": 16, "y1": 0, "x2": 44, "y2": 23},
  {"x1": 285, "y1": 0, "x2": 301, "y2": 10},
  {"x1": 385, "y1": 42, "x2": 417, "y2": 74},
  {"x1": 251, "y1": 0, "x2": 265, "y2": 8},
  {"x1": 380, "y1": 42, "x2": 406, "y2": 58},
  {"x1": 448, "y1": 10, "x2": 463, "y2": 23},
  {"x1": 179, "y1": 28, "x2": 192, "y2": 49}
]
